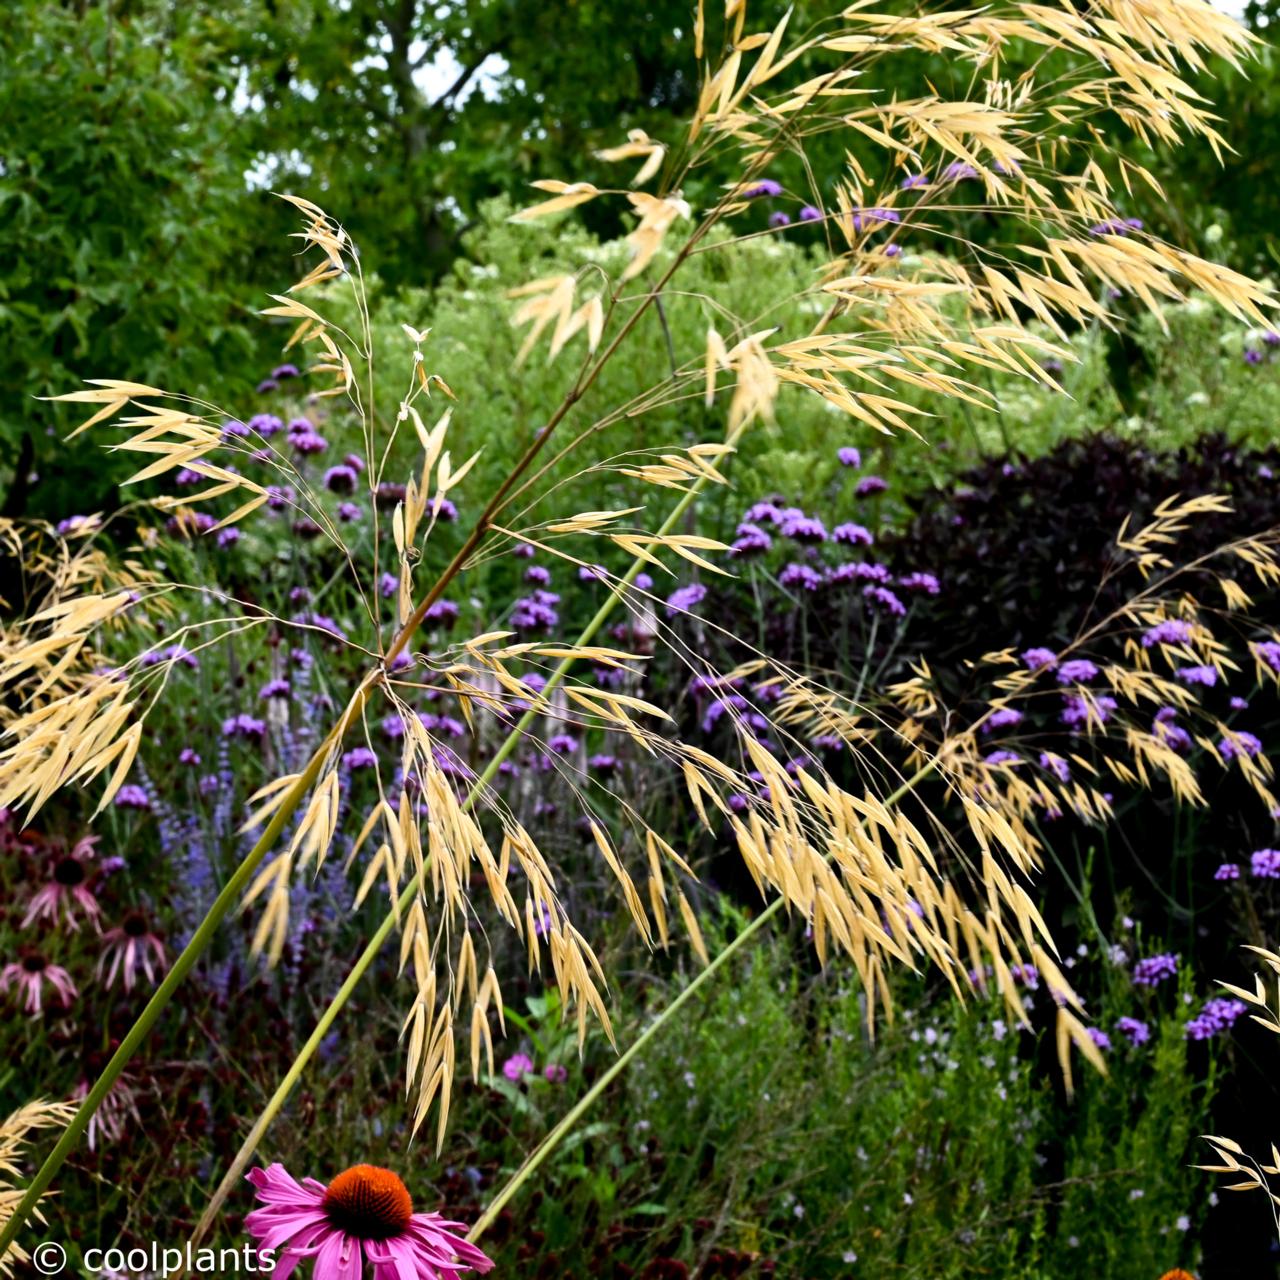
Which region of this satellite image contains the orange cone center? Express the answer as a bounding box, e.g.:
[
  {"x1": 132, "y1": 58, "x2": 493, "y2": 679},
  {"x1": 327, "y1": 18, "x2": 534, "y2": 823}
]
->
[{"x1": 322, "y1": 1164, "x2": 413, "y2": 1239}]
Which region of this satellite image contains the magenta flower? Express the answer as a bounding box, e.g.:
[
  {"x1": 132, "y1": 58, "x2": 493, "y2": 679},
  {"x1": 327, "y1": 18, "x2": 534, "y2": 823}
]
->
[
  {"x1": 502, "y1": 1053, "x2": 534, "y2": 1081},
  {"x1": 245, "y1": 1163, "x2": 492, "y2": 1279},
  {"x1": 98, "y1": 912, "x2": 166, "y2": 992},
  {"x1": 1, "y1": 953, "x2": 77, "y2": 1015}
]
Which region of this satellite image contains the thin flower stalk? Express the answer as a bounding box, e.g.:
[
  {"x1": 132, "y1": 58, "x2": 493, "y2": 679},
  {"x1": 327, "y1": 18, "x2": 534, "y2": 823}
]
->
[
  {"x1": 181, "y1": 422, "x2": 749, "y2": 1266},
  {"x1": 466, "y1": 761, "x2": 941, "y2": 1247}
]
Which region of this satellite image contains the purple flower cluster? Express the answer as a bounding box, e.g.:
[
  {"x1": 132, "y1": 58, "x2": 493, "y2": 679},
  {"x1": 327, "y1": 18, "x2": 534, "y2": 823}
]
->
[
  {"x1": 1132, "y1": 952, "x2": 1178, "y2": 987},
  {"x1": 1061, "y1": 693, "x2": 1116, "y2": 728},
  {"x1": 1115, "y1": 1016, "x2": 1151, "y2": 1047},
  {"x1": 1251, "y1": 848, "x2": 1280, "y2": 878},
  {"x1": 222, "y1": 714, "x2": 266, "y2": 740},
  {"x1": 1253, "y1": 640, "x2": 1280, "y2": 672},
  {"x1": 780, "y1": 563, "x2": 824, "y2": 592},
  {"x1": 1056, "y1": 659, "x2": 1098, "y2": 684},
  {"x1": 114, "y1": 784, "x2": 152, "y2": 811},
  {"x1": 1142, "y1": 619, "x2": 1193, "y2": 648},
  {"x1": 1021, "y1": 647, "x2": 1057, "y2": 671},
  {"x1": 732, "y1": 523, "x2": 773, "y2": 556},
  {"x1": 981, "y1": 707, "x2": 1023, "y2": 734},
  {"x1": 666, "y1": 583, "x2": 707, "y2": 616},
  {"x1": 1184, "y1": 998, "x2": 1246, "y2": 1041},
  {"x1": 1220, "y1": 731, "x2": 1263, "y2": 760},
  {"x1": 1089, "y1": 218, "x2": 1144, "y2": 237},
  {"x1": 512, "y1": 590, "x2": 560, "y2": 633},
  {"x1": 1175, "y1": 664, "x2": 1217, "y2": 687},
  {"x1": 832, "y1": 522, "x2": 873, "y2": 547}
]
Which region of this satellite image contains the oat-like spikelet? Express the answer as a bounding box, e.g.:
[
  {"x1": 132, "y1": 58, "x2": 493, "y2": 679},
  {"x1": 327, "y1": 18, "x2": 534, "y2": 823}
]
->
[
  {"x1": 0, "y1": 1098, "x2": 77, "y2": 1277},
  {"x1": 10, "y1": 4, "x2": 1280, "y2": 1219}
]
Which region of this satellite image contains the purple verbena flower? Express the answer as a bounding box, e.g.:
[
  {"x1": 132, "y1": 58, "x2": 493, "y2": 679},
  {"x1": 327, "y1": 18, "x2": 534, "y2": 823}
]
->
[
  {"x1": 1251, "y1": 848, "x2": 1280, "y2": 878},
  {"x1": 980, "y1": 707, "x2": 1023, "y2": 734},
  {"x1": 1142, "y1": 619, "x2": 1193, "y2": 648},
  {"x1": 1132, "y1": 953, "x2": 1177, "y2": 987},
  {"x1": 666, "y1": 583, "x2": 708, "y2": 615},
  {"x1": 324, "y1": 465, "x2": 358, "y2": 494},
  {"x1": 780, "y1": 514, "x2": 827, "y2": 544},
  {"x1": 1039, "y1": 752, "x2": 1070, "y2": 783},
  {"x1": 1056, "y1": 659, "x2": 1099, "y2": 684},
  {"x1": 1022, "y1": 647, "x2": 1058, "y2": 671},
  {"x1": 114, "y1": 784, "x2": 152, "y2": 810},
  {"x1": 731, "y1": 523, "x2": 772, "y2": 556},
  {"x1": 779, "y1": 563, "x2": 824, "y2": 592},
  {"x1": 222, "y1": 714, "x2": 267, "y2": 741},
  {"x1": 1116, "y1": 1016, "x2": 1151, "y2": 1047},
  {"x1": 1175, "y1": 664, "x2": 1217, "y2": 687},
  {"x1": 832, "y1": 522, "x2": 873, "y2": 547},
  {"x1": 898, "y1": 571, "x2": 940, "y2": 595},
  {"x1": 1185, "y1": 998, "x2": 1246, "y2": 1041},
  {"x1": 863, "y1": 584, "x2": 906, "y2": 617},
  {"x1": 1220, "y1": 731, "x2": 1263, "y2": 760}
]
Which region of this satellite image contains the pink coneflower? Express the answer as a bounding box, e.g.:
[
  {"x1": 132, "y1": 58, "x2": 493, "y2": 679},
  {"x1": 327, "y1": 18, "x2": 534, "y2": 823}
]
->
[
  {"x1": 71, "y1": 1074, "x2": 141, "y2": 1151},
  {"x1": 245, "y1": 1162, "x2": 493, "y2": 1279},
  {"x1": 1, "y1": 952, "x2": 77, "y2": 1014},
  {"x1": 23, "y1": 835, "x2": 101, "y2": 932},
  {"x1": 98, "y1": 911, "x2": 166, "y2": 992}
]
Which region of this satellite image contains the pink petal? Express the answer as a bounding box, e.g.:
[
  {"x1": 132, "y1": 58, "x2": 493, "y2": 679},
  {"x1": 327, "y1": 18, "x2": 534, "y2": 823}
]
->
[
  {"x1": 312, "y1": 1230, "x2": 363, "y2": 1280},
  {"x1": 244, "y1": 1206, "x2": 331, "y2": 1254},
  {"x1": 247, "y1": 1163, "x2": 327, "y2": 1209}
]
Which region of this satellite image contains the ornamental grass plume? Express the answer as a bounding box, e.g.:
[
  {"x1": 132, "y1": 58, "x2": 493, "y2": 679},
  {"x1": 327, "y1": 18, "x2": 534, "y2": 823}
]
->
[
  {"x1": 1200, "y1": 945, "x2": 1280, "y2": 1234},
  {"x1": 0, "y1": 1099, "x2": 76, "y2": 1277},
  {"x1": 0, "y1": 0, "x2": 1276, "y2": 1268}
]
